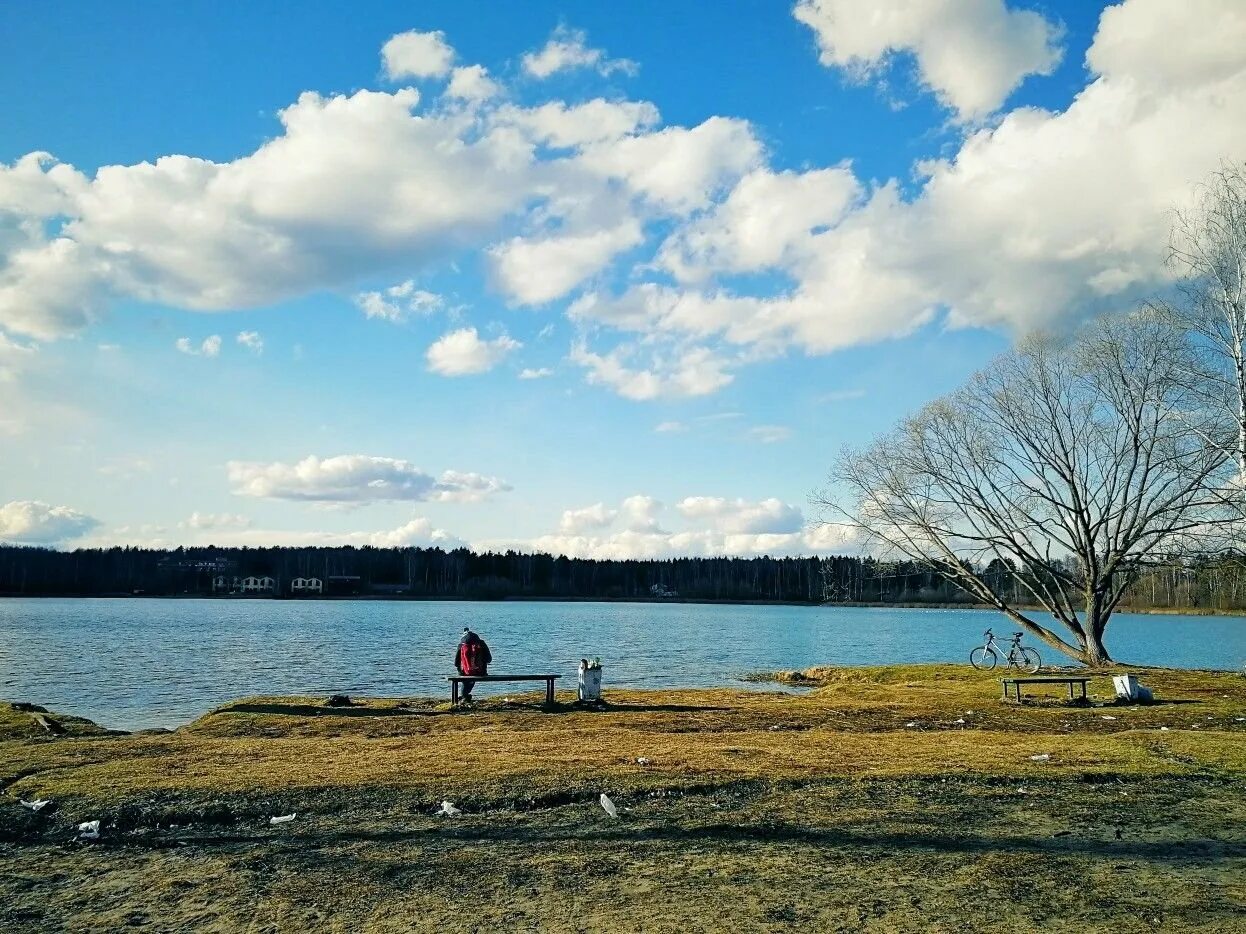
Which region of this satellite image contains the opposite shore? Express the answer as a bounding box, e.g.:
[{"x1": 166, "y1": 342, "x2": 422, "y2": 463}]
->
[{"x1": 3, "y1": 590, "x2": 1246, "y2": 617}]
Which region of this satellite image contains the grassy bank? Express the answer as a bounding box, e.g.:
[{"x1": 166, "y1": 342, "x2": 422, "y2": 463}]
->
[{"x1": 2, "y1": 665, "x2": 1244, "y2": 932}]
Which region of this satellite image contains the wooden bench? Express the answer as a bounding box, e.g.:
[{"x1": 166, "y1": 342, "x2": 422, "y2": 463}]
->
[
  {"x1": 446, "y1": 674, "x2": 561, "y2": 707},
  {"x1": 1001, "y1": 676, "x2": 1091, "y2": 703}
]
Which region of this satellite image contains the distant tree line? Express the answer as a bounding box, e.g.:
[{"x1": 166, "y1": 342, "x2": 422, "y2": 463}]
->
[{"x1": 2, "y1": 544, "x2": 1244, "y2": 610}]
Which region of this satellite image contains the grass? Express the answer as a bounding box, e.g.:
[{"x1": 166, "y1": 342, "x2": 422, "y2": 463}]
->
[{"x1": 2, "y1": 664, "x2": 1244, "y2": 932}]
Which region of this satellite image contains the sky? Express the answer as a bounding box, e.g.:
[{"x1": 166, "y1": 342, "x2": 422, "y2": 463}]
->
[{"x1": 1, "y1": 0, "x2": 1244, "y2": 559}]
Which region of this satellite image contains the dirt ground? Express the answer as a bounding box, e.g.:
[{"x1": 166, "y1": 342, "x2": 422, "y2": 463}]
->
[{"x1": 2, "y1": 665, "x2": 1244, "y2": 932}]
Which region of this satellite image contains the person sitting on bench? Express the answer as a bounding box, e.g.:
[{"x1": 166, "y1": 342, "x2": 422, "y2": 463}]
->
[{"x1": 454, "y1": 627, "x2": 492, "y2": 704}]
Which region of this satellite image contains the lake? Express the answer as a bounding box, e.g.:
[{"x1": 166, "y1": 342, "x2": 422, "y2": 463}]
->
[{"x1": 2, "y1": 598, "x2": 1243, "y2": 731}]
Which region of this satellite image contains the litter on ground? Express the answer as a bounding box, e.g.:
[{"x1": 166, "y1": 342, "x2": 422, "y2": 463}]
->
[
  {"x1": 1101, "y1": 715, "x2": 1118, "y2": 721},
  {"x1": 439, "y1": 801, "x2": 461, "y2": 817},
  {"x1": 269, "y1": 814, "x2": 297, "y2": 825},
  {"x1": 1029, "y1": 753, "x2": 1051, "y2": 762},
  {"x1": 19, "y1": 798, "x2": 50, "y2": 812},
  {"x1": 77, "y1": 820, "x2": 100, "y2": 841},
  {"x1": 600, "y1": 793, "x2": 619, "y2": 818}
]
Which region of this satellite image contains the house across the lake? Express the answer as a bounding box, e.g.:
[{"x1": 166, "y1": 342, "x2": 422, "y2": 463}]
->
[{"x1": 291, "y1": 577, "x2": 323, "y2": 595}]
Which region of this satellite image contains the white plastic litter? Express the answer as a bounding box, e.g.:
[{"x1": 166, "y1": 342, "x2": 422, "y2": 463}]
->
[
  {"x1": 1101, "y1": 715, "x2": 1118, "y2": 721},
  {"x1": 953, "y1": 718, "x2": 966, "y2": 725},
  {"x1": 77, "y1": 820, "x2": 100, "y2": 840},
  {"x1": 1030, "y1": 754, "x2": 1051, "y2": 762},
  {"x1": 269, "y1": 813, "x2": 297, "y2": 825},
  {"x1": 905, "y1": 722, "x2": 917, "y2": 728},
  {"x1": 636, "y1": 757, "x2": 652, "y2": 766},
  {"x1": 1160, "y1": 727, "x2": 1170, "y2": 731},
  {"x1": 1236, "y1": 717, "x2": 1245, "y2": 722},
  {"x1": 965, "y1": 710, "x2": 975, "y2": 715},
  {"x1": 19, "y1": 798, "x2": 50, "y2": 812},
  {"x1": 439, "y1": 801, "x2": 461, "y2": 818},
  {"x1": 600, "y1": 793, "x2": 619, "y2": 819}
]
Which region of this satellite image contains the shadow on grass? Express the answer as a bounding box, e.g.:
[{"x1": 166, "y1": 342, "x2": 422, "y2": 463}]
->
[
  {"x1": 216, "y1": 703, "x2": 437, "y2": 719},
  {"x1": 100, "y1": 821, "x2": 1246, "y2": 866}
]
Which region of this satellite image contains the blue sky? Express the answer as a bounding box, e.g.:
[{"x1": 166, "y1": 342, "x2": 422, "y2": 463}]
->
[{"x1": 1, "y1": 0, "x2": 1243, "y2": 557}]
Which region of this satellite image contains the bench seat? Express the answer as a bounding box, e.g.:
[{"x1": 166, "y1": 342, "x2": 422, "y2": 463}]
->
[
  {"x1": 1001, "y1": 676, "x2": 1091, "y2": 702},
  {"x1": 446, "y1": 673, "x2": 561, "y2": 707}
]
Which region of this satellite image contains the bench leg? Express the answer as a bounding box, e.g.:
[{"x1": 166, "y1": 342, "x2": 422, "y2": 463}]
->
[
  {"x1": 545, "y1": 679, "x2": 555, "y2": 707},
  {"x1": 451, "y1": 681, "x2": 458, "y2": 707},
  {"x1": 1068, "y1": 683, "x2": 1074, "y2": 700}
]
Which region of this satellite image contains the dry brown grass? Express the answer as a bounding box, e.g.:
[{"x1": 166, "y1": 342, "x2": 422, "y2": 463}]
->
[{"x1": 2, "y1": 664, "x2": 1244, "y2": 932}]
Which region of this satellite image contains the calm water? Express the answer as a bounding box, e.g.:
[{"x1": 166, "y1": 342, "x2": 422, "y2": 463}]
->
[{"x1": 1, "y1": 598, "x2": 1243, "y2": 731}]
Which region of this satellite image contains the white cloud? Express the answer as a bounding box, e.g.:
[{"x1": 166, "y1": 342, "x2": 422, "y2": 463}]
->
[
  {"x1": 0, "y1": 500, "x2": 100, "y2": 544},
  {"x1": 676, "y1": 496, "x2": 803, "y2": 534},
  {"x1": 570, "y1": 341, "x2": 732, "y2": 401},
  {"x1": 445, "y1": 65, "x2": 500, "y2": 102},
  {"x1": 497, "y1": 99, "x2": 659, "y2": 148},
  {"x1": 426, "y1": 327, "x2": 521, "y2": 375},
  {"x1": 183, "y1": 512, "x2": 251, "y2": 531},
  {"x1": 655, "y1": 420, "x2": 687, "y2": 433},
  {"x1": 577, "y1": 117, "x2": 762, "y2": 214},
  {"x1": 521, "y1": 26, "x2": 637, "y2": 79},
  {"x1": 511, "y1": 493, "x2": 859, "y2": 559},
  {"x1": 236, "y1": 330, "x2": 263, "y2": 354},
  {"x1": 819, "y1": 388, "x2": 866, "y2": 403},
  {"x1": 746, "y1": 425, "x2": 792, "y2": 444},
  {"x1": 657, "y1": 166, "x2": 861, "y2": 283},
  {"x1": 381, "y1": 30, "x2": 455, "y2": 80},
  {"x1": 518, "y1": 367, "x2": 553, "y2": 380},
  {"x1": 354, "y1": 280, "x2": 443, "y2": 322},
  {"x1": 91, "y1": 515, "x2": 465, "y2": 550},
  {"x1": 559, "y1": 502, "x2": 617, "y2": 534},
  {"x1": 227, "y1": 454, "x2": 510, "y2": 504},
  {"x1": 793, "y1": 0, "x2": 1064, "y2": 120},
  {"x1": 490, "y1": 219, "x2": 643, "y2": 305},
  {"x1": 176, "y1": 335, "x2": 221, "y2": 357}
]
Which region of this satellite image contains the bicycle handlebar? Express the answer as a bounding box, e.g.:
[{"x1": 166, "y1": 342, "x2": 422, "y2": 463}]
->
[{"x1": 983, "y1": 628, "x2": 993, "y2": 638}]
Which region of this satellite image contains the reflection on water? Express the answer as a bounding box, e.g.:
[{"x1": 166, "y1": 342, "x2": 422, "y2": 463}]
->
[{"x1": 0, "y1": 598, "x2": 1242, "y2": 730}]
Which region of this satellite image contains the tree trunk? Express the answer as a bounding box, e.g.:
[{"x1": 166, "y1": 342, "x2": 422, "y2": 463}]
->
[{"x1": 1080, "y1": 590, "x2": 1114, "y2": 667}]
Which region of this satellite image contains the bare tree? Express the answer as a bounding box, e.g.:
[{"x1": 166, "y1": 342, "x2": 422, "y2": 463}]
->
[
  {"x1": 817, "y1": 312, "x2": 1235, "y2": 666},
  {"x1": 1159, "y1": 164, "x2": 1246, "y2": 488}
]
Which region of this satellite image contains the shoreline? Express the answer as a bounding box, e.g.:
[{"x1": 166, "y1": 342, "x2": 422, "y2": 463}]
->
[{"x1": 2, "y1": 591, "x2": 1245, "y2": 617}]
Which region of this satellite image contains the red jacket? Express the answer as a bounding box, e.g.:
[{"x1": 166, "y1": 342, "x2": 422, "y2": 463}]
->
[{"x1": 456, "y1": 634, "x2": 492, "y2": 676}]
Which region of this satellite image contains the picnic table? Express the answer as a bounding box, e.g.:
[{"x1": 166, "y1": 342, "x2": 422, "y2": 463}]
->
[
  {"x1": 446, "y1": 673, "x2": 561, "y2": 707},
  {"x1": 1001, "y1": 676, "x2": 1091, "y2": 703}
]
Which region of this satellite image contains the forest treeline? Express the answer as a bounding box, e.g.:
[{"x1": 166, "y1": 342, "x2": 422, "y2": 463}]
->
[{"x1": 1, "y1": 544, "x2": 1244, "y2": 611}]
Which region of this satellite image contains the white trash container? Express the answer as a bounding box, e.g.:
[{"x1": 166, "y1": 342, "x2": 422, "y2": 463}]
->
[
  {"x1": 1112, "y1": 674, "x2": 1140, "y2": 701},
  {"x1": 578, "y1": 660, "x2": 603, "y2": 702}
]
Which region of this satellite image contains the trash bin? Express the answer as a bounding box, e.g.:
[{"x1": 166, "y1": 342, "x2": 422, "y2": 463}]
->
[
  {"x1": 578, "y1": 658, "x2": 602, "y2": 702},
  {"x1": 1112, "y1": 674, "x2": 1140, "y2": 701}
]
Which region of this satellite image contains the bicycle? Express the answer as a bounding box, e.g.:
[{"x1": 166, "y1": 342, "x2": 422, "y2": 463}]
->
[{"x1": 970, "y1": 628, "x2": 1041, "y2": 672}]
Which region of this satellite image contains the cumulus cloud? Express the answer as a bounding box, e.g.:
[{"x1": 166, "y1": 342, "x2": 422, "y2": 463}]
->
[
  {"x1": 354, "y1": 280, "x2": 443, "y2": 322},
  {"x1": 0, "y1": 500, "x2": 100, "y2": 544},
  {"x1": 521, "y1": 26, "x2": 637, "y2": 79},
  {"x1": 490, "y1": 219, "x2": 643, "y2": 305},
  {"x1": 381, "y1": 30, "x2": 455, "y2": 80},
  {"x1": 227, "y1": 454, "x2": 510, "y2": 504},
  {"x1": 574, "y1": 0, "x2": 1246, "y2": 368},
  {"x1": 569, "y1": 341, "x2": 732, "y2": 401},
  {"x1": 176, "y1": 335, "x2": 221, "y2": 357},
  {"x1": 655, "y1": 420, "x2": 687, "y2": 433},
  {"x1": 793, "y1": 0, "x2": 1064, "y2": 120},
  {"x1": 426, "y1": 327, "x2": 521, "y2": 375},
  {"x1": 445, "y1": 65, "x2": 500, "y2": 102},
  {"x1": 518, "y1": 367, "x2": 553, "y2": 380},
  {"x1": 676, "y1": 496, "x2": 803, "y2": 534},
  {"x1": 91, "y1": 515, "x2": 465, "y2": 550},
  {"x1": 182, "y1": 512, "x2": 251, "y2": 531},
  {"x1": 514, "y1": 493, "x2": 857, "y2": 559},
  {"x1": 236, "y1": 330, "x2": 263, "y2": 354}
]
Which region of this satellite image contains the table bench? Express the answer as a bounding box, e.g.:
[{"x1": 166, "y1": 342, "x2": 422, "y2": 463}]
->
[
  {"x1": 1001, "y1": 676, "x2": 1091, "y2": 703},
  {"x1": 446, "y1": 674, "x2": 561, "y2": 707}
]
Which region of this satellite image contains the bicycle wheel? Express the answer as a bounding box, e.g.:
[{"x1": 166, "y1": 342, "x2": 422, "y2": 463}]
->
[
  {"x1": 970, "y1": 647, "x2": 997, "y2": 670},
  {"x1": 1020, "y1": 647, "x2": 1041, "y2": 673}
]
